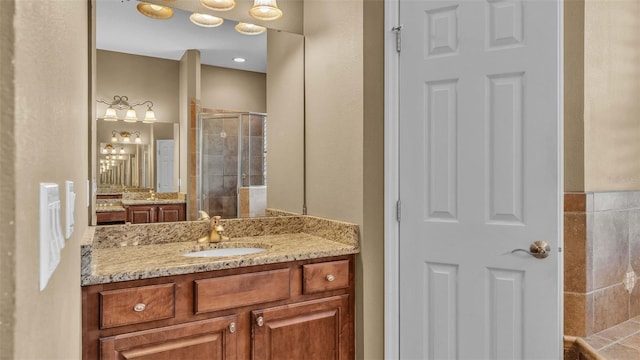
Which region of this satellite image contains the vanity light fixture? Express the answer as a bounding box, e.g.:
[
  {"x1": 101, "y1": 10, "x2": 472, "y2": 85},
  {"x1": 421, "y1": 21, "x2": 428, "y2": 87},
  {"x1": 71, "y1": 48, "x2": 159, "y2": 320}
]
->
[
  {"x1": 96, "y1": 95, "x2": 158, "y2": 123},
  {"x1": 189, "y1": 13, "x2": 224, "y2": 27},
  {"x1": 102, "y1": 144, "x2": 117, "y2": 155},
  {"x1": 235, "y1": 22, "x2": 266, "y2": 35},
  {"x1": 136, "y1": 2, "x2": 174, "y2": 19},
  {"x1": 111, "y1": 130, "x2": 142, "y2": 144},
  {"x1": 249, "y1": 0, "x2": 283, "y2": 21},
  {"x1": 200, "y1": 0, "x2": 235, "y2": 11}
]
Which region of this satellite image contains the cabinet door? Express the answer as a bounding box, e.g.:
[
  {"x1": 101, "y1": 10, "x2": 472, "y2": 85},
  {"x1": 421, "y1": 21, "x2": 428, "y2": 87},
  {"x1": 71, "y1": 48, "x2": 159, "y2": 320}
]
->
[
  {"x1": 156, "y1": 204, "x2": 185, "y2": 223},
  {"x1": 252, "y1": 295, "x2": 352, "y2": 360},
  {"x1": 127, "y1": 206, "x2": 155, "y2": 224},
  {"x1": 100, "y1": 316, "x2": 238, "y2": 360}
]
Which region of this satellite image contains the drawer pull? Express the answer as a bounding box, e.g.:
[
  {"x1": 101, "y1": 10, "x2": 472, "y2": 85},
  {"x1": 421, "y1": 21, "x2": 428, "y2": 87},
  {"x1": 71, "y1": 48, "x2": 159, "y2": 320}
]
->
[
  {"x1": 229, "y1": 322, "x2": 236, "y2": 333},
  {"x1": 256, "y1": 316, "x2": 264, "y2": 327},
  {"x1": 326, "y1": 274, "x2": 336, "y2": 282},
  {"x1": 133, "y1": 303, "x2": 146, "y2": 312}
]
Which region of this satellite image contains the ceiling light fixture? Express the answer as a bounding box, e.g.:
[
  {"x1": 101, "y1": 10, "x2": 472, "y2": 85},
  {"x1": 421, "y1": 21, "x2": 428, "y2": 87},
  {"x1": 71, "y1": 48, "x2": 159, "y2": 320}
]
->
[
  {"x1": 136, "y1": 2, "x2": 174, "y2": 19},
  {"x1": 189, "y1": 13, "x2": 224, "y2": 27},
  {"x1": 235, "y1": 22, "x2": 266, "y2": 35},
  {"x1": 200, "y1": 0, "x2": 235, "y2": 11},
  {"x1": 249, "y1": 0, "x2": 283, "y2": 21},
  {"x1": 97, "y1": 95, "x2": 157, "y2": 123}
]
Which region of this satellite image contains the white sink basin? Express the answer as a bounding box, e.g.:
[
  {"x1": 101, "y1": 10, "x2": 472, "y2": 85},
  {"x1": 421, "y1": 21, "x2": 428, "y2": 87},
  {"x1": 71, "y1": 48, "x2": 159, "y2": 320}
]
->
[{"x1": 183, "y1": 247, "x2": 266, "y2": 258}]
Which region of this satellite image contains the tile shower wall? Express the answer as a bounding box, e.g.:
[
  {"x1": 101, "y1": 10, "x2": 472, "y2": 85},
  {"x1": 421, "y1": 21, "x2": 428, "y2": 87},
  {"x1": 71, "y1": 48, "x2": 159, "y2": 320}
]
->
[{"x1": 565, "y1": 192, "x2": 640, "y2": 337}]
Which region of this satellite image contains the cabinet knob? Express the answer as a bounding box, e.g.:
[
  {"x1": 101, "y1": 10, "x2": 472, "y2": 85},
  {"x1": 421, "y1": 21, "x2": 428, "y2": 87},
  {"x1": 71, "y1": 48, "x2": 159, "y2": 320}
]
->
[
  {"x1": 133, "y1": 303, "x2": 146, "y2": 312},
  {"x1": 326, "y1": 274, "x2": 336, "y2": 282},
  {"x1": 229, "y1": 322, "x2": 236, "y2": 333},
  {"x1": 256, "y1": 316, "x2": 264, "y2": 327}
]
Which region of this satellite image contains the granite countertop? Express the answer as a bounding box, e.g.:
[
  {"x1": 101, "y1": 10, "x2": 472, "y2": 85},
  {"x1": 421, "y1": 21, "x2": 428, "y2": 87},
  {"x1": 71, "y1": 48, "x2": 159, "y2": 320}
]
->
[
  {"x1": 121, "y1": 199, "x2": 187, "y2": 206},
  {"x1": 81, "y1": 215, "x2": 360, "y2": 286}
]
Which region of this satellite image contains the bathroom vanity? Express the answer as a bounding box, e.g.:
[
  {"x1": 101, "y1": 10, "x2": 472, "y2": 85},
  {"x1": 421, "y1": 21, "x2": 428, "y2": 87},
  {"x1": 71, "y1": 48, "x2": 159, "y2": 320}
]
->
[{"x1": 81, "y1": 216, "x2": 359, "y2": 359}]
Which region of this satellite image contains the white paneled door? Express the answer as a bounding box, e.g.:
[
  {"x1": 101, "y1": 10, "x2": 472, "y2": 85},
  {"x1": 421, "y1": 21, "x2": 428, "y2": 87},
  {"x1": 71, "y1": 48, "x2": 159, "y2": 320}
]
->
[{"x1": 398, "y1": 0, "x2": 562, "y2": 358}]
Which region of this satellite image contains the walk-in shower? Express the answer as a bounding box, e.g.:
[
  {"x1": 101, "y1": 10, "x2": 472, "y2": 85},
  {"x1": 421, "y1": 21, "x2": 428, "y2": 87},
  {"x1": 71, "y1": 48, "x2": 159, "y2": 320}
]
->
[{"x1": 197, "y1": 112, "x2": 267, "y2": 218}]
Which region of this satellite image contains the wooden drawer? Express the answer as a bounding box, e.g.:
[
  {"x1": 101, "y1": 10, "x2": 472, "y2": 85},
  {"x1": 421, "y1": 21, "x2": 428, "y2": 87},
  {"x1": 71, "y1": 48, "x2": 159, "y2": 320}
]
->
[
  {"x1": 303, "y1": 260, "x2": 350, "y2": 294},
  {"x1": 99, "y1": 283, "x2": 175, "y2": 329},
  {"x1": 194, "y1": 269, "x2": 290, "y2": 314},
  {"x1": 96, "y1": 211, "x2": 126, "y2": 224}
]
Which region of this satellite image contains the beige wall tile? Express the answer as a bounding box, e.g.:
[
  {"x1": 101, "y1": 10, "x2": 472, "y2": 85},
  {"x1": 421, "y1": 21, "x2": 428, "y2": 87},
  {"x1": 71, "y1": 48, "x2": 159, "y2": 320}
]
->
[{"x1": 594, "y1": 284, "x2": 630, "y2": 333}]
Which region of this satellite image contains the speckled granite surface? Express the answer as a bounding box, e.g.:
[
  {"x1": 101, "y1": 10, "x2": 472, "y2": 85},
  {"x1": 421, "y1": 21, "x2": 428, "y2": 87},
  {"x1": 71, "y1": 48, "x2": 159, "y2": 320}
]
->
[
  {"x1": 81, "y1": 215, "x2": 359, "y2": 286},
  {"x1": 120, "y1": 199, "x2": 187, "y2": 206}
]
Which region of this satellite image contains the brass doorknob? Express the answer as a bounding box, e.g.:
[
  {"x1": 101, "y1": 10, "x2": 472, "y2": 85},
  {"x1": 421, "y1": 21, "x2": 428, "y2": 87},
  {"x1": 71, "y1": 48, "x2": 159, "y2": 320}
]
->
[{"x1": 512, "y1": 240, "x2": 550, "y2": 259}]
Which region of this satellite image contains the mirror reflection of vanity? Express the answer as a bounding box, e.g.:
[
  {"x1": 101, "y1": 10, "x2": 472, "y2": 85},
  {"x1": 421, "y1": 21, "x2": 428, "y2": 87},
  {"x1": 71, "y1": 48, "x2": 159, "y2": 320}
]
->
[{"x1": 92, "y1": 0, "x2": 304, "y2": 225}]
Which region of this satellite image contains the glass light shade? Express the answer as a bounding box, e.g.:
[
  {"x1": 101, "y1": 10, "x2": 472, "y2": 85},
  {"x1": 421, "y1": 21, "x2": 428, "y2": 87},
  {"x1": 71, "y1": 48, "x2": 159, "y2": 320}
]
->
[
  {"x1": 143, "y1": 109, "x2": 157, "y2": 123},
  {"x1": 120, "y1": 147, "x2": 125, "y2": 154},
  {"x1": 124, "y1": 108, "x2": 138, "y2": 122},
  {"x1": 122, "y1": 135, "x2": 131, "y2": 143},
  {"x1": 200, "y1": 0, "x2": 235, "y2": 11},
  {"x1": 189, "y1": 13, "x2": 224, "y2": 27},
  {"x1": 111, "y1": 134, "x2": 118, "y2": 142},
  {"x1": 137, "y1": 2, "x2": 174, "y2": 19},
  {"x1": 103, "y1": 107, "x2": 118, "y2": 121},
  {"x1": 111, "y1": 148, "x2": 116, "y2": 154},
  {"x1": 235, "y1": 22, "x2": 266, "y2": 35},
  {"x1": 102, "y1": 148, "x2": 107, "y2": 154},
  {"x1": 249, "y1": 0, "x2": 282, "y2": 21},
  {"x1": 135, "y1": 135, "x2": 142, "y2": 144}
]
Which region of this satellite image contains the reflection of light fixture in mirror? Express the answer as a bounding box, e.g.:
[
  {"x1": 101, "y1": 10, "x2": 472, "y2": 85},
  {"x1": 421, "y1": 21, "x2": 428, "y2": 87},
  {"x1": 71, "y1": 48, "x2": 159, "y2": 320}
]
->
[
  {"x1": 102, "y1": 144, "x2": 116, "y2": 155},
  {"x1": 200, "y1": 0, "x2": 235, "y2": 11},
  {"x1": 137, "y1": 2, "x2": 174, "y2": 19},
  {"x1": 97, "y1": 95, "x2": 157, "y2": 123},
  {"x1": 249, "y1": 0, "x2": 283, "y2": 21},
  {"x1": 143, "y1": 104, "x2": 157, "y2": 123},
  {"x1": 111, "y1": 130, "x2": 141, "y2": 144},
  {"x1": 103, "y1": 106, "x2": 118, "y2": 121},
  {"x1": 189, "y1": 13, "x2": 223, "y2": 27},
  {"x1": 235, "y1": 22, "x2": 266, "y2": 35},
  {"x1": 119, "y1": 146, "x2": 125, "y2": 154},
  {"x1": 233, "y1": 57, "x2": 246, "y2": 63}
]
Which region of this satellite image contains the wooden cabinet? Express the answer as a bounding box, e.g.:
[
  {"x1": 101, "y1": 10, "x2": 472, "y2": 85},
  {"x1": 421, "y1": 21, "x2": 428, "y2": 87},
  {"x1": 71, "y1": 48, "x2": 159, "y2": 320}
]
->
[
  {"x1": 82, "y1": 256, "x2": 354, "y2": 360},
  {"x1": 125, "y1": 203, "x2": 186, "y2": 224},
  {"x1": 252, "y1": 296, "x2": 351, "y2": 360}
]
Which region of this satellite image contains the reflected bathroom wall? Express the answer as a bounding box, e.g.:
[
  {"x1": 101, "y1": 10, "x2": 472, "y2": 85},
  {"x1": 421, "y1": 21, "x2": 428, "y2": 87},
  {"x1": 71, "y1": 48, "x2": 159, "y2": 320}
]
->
[{"x1": 198, "y1": 112, "x2": 267, "y2": 218}]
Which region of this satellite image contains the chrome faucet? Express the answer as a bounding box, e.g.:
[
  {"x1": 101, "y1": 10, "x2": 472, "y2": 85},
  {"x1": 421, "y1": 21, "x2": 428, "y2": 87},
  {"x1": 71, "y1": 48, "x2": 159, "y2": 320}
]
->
[{"x1": 198, "y1": 215, "x2": 229, "y2": 243}]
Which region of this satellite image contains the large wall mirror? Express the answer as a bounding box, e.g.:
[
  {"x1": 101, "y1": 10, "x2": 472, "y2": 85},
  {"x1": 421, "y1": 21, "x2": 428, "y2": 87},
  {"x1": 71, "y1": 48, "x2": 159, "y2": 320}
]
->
[{"x1": 92, "y1": 0, "x2": 304, "y2": 224}]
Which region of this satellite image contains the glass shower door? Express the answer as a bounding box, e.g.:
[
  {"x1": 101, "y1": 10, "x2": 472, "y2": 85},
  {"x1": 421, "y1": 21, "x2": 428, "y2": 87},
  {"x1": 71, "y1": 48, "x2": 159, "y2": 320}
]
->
[{"x1": 197, "y1": 112, "x2": 267, "y2": 218}]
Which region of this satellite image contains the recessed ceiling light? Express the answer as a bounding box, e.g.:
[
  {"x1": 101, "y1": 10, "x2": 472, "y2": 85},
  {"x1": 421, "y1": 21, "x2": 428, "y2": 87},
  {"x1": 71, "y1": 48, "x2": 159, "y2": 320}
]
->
[
  {"x1": 136, "y1": 2, "x2": 174, "y2": 19},
  {"x1": 200, "y1": 0, "x2": 236, "y2": 11},
  {"x1": 233, "y1": 57, "x2": 246, "y2": 63},
  {"x1": 189, "y1": 13, "x2": 224, "y2": 27},
  {"x1": 234, "y1": 22, "x2": 266, "y2": 35}
]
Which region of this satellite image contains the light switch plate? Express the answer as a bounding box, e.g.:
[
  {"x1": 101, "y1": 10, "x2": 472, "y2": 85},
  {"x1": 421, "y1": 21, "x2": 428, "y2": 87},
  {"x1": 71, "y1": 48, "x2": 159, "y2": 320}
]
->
[
  {"x1": 65, "y1": 180, "x2": 75, "y2": 239},
  {"x1": 40, "y1": 183, "x2": 61, "y2": 291}
]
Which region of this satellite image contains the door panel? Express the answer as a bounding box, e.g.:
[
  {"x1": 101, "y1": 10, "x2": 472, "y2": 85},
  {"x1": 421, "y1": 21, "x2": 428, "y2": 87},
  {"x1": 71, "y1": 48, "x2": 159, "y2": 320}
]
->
[{"x1": 399, "y1": 0, "x2": 562, "y2": 358}]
